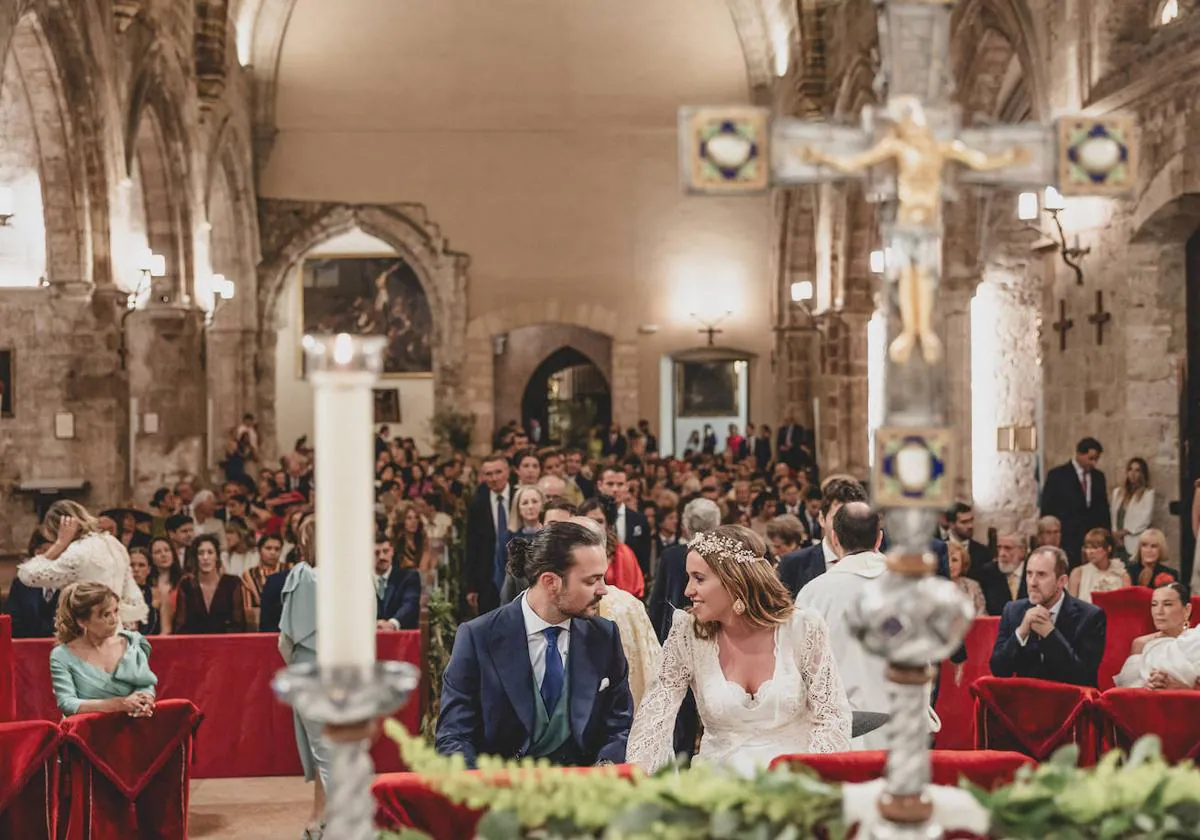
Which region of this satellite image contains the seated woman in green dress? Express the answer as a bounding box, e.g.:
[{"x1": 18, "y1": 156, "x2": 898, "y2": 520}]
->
[{"x1": 49, "y1": 581, "x2": 158, "y2": 718}]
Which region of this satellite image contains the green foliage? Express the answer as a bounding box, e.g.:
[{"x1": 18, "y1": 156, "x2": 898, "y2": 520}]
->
[
  {"x1": 419, "y1": 583, "x2": 457, "y2": 740},
  {"x1": 378, "y1": 727, "x2": 1200, "y2": 840},
  {"x1": 555, "y1": 399, "x2": 598, "y2": 450},
  {"x1": 429, "y1": 408, "x2": 476, "y2": 454}
]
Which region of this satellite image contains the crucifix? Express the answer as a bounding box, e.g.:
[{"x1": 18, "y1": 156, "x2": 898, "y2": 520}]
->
[
  {"x1": 1088, "y1": 290, "x2": 1112, "y2": 345},
  {"x1": 1052, "y1": 299, "x2": 1075, "y2": 352},
  {"x1": 677, "y1": 1, "x2": 1137, "y2": 836}
]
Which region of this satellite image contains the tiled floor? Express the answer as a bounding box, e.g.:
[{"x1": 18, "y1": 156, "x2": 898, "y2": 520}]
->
[{"x1": 189, "y1": 776, "x2": 314, "y2": 839}]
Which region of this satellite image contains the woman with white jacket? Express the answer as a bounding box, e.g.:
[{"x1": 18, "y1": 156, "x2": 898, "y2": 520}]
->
[
  {"x1": 1111, "y1": 457, "x2": 1156, "y2": 561},
  {"x1": 18, "y1": 500, "x2": 148, "y2": 626}
]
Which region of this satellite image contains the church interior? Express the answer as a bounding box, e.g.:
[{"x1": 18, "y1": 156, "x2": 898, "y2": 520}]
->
[{"x1": 1, "y1": 0, "x2": 1200, "y2": 837}]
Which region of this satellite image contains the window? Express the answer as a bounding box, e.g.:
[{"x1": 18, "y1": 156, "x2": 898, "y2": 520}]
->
[{"x1": 1159, "y1": 0, "x2": 1180, "y2": 26}]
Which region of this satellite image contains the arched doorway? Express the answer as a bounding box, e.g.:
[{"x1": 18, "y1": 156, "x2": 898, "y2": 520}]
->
[{"x1": 521, "y1": 347, "x2": 611, "y2": 448}]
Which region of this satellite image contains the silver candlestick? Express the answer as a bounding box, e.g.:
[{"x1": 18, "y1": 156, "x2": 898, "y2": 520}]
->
[{"x1": 274, "y1": 662, "x2": 420, "y2": 840}]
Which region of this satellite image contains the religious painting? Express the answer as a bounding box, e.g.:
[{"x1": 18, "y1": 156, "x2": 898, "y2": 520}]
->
[
  {"x1": 0, "y1": 349, "x2": 12, "y2": 418},
  {"x1": 675, "y1": 361, "x2": 739, "y2": 417},
  {"x1": 299, "y1": 256, "x2": 433, "y2": 377},
  {"x1": 873, "y1": 427, "x2": 955, "y2": 509},
  {"x1": 373, "y1": 388, "x2": 401, "y2": 424}
]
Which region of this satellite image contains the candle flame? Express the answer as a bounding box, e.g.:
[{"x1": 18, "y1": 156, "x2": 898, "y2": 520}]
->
[{"x1": 333, "y1": 333, "x2": 354, "y2": 365}]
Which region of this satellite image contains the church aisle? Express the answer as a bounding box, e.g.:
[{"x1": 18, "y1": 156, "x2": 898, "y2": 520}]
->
[{"x1": 189, "y1": 776, "x2": 311, "y2": 839}]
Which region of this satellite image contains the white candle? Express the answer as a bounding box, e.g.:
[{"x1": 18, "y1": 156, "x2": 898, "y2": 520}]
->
[{"x1": 306, "y1": 333, "x2": 386, "y2": 670}]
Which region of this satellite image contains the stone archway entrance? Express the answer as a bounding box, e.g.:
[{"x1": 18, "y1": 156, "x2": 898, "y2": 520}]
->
[{"x1": 521, "y1": 346, "x2": 612, "y2": 447}]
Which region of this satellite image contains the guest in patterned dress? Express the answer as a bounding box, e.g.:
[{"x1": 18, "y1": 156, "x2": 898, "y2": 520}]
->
[
  {"x1": 1068, "y1": 528, "x2": 1131, "y2": 604},
  {"x1": 48, "y1": 582, "x2": 157, "y2": 718},
  {"x1": 243, "y1": 534, "x2": 287, "y2": 630},
  {"x1": 948, "y1": 541, "x2": 987, "y2": 617}
]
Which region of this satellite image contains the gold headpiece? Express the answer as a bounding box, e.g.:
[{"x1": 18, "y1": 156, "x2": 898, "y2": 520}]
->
[{"x1": 688, "y1": 532, "x2": 764, "y2": 565}]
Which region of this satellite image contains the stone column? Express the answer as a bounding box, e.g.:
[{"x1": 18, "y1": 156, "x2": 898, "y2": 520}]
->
[
  {"x1": 126, "y1": 304, "x2": 208, "y2": 501},
  {"x1": 206, "y1": 325, "x2": 258, "y2": 475},
  {"x1": 940, "y1": 278, "x2": 981, "y2": 502}
]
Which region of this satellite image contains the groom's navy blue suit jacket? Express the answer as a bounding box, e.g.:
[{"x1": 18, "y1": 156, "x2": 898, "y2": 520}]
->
[{"x1": 435, "y1": 599, "x2": 633, "y2": 768}]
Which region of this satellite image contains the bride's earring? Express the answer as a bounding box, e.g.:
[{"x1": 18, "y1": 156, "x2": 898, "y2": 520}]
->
[{"x1": 733, "y1": 598, "x2": 746, "y2": 616}]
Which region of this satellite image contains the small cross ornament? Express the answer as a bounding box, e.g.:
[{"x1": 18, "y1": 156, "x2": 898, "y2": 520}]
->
[
  {"x1": 1088, "y1": 290, "x2": 1112, "y2": 345},
  {"x1": 1052, "y1": 299, "x2": 1075, "y2": 352}
]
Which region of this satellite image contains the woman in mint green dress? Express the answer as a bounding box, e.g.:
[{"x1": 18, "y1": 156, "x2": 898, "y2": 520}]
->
[
  {"x1": 49, "y1": 581, "x2": 157, "y2": 718},
  {"x1": 279, "y1": 514, "x2": 329, "y2": 840}
]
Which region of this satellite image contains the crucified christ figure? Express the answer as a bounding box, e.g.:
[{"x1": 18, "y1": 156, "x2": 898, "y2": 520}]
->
[{"x1": 797, "y1": 97, "x2": 1029, "y2": 364}]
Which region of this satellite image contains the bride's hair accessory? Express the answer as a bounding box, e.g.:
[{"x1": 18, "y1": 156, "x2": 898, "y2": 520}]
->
[{"x1": 688, "y1": 532, "x2": 764, "y2": 565}]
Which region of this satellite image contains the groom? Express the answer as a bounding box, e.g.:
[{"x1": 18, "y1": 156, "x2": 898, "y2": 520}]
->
[{"x1": 436, "y1": 520, "x2": 633, "y2": 767}]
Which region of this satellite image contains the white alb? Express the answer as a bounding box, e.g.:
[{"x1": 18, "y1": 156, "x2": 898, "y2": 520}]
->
[
  {"x1": 627, "y1": 608, "x2": 851, "y2": 777},
  {"x1": 17, "y1": 532, "x2": 149, "y2": 625}
]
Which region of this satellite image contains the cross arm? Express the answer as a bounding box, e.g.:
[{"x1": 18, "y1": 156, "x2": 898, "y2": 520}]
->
[
  {"x1": 952, "y1": 124, "x2": 1055, "y2": 189},
  {"x1": 771, "y1": 119, "x2": 881, "y2": 185}
]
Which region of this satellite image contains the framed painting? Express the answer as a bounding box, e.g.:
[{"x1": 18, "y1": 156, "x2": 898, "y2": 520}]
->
[
  {"x1": 675, "y1": 360, "x2": 739, "y2": 417},
  {"x1": 0, "y1": 349, "x2": 12, "y2": 418},
  {"x1": 373, "y1": 388, "x2": 401, "y2": 424},
  {"x1": 299, "y1": 255, "x2": 433, "y2": 378}
]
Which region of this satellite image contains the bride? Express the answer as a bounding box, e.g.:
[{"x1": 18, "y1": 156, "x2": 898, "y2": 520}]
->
[
  {"x1": 1114, "y1": 582, "x2": 1200, "y2": 690},
  {"x1": 627, "y1": 525, "x2": 851, "y2": 776}
]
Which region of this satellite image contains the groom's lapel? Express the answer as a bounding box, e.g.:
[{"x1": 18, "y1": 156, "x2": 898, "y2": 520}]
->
[
  {"x1": 568, "y1": 618, "x2": 601, "y2": 750},
  {"x1": 489, "y1": 602, "x2": 535, "y2": 735}
]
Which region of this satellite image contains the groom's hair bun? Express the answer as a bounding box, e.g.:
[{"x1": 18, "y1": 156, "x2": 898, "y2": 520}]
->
[{"x1": 507, "y1": 521, "x2": 603, "y2": 583}]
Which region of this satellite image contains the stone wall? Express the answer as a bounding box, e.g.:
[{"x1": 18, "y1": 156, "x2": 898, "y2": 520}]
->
[{"x1": 492, "y1": 324, "x2": 613, "y2": 432}]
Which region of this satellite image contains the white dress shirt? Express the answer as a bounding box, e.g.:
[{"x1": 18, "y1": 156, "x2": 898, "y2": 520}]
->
[
  {"x1": 616, "y1": 505, "x2": 627, "y2": 543},
  {"x1": 821, "y1": 538, "x2": 838, "y2": 570},
  {"x1": 520, "y1": 592, "x2": 571, "y2": 688},
  {"x1": 1073, "y1": 459, "x2": 1092, "y2": 507}
]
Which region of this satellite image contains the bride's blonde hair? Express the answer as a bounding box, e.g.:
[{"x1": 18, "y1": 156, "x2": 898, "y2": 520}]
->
[{"x1": 688, "y1": 525, "x2": 794, "y2": 640}]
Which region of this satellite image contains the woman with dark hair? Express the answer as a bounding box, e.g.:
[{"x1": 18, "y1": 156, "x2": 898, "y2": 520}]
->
[
  {"x1": 1115, "y1": 582, "x2": 1199, "y2": 689},
  {"x1": 173, "y1": 534, "x2": 248, "y2": 633},
  {"x1": 147, "y1": 536, "x2": 182, "y2": 636},
  {"x1": 391, "y1": 502, "x2": 430, "y2": 574},
  {"x1": 1112, "y1": 457, "x2": 1155, "y2": 560},
  {"x1": 127, "y1": 547, "x2": 160, "y2": 635},
  {"x1": 628, "y1": 525, "x2": 851, "y2": 776},
  {"x1": 579, "y1": 497, "x2": 644, "y2": 599}
]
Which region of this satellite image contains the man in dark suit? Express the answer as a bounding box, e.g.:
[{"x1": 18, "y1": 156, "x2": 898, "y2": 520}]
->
[
  {"x1": 598, "y1": 465, "x2": 651, "y2": 577},
  {"x1": 2, "y1": 577, "x2": 58, "y2": 638},
  {"x1": 776, "y1": 414, "x2": 814, "y2": 472},
  {"x1": 648, "y1": 498, "x2": 721, "y2": 643},
  {"x1": 948, "y1": 502, "x2": 992, "y2": 580},
  {"x1": 375, "y1": 534, "x2": 421, "y2": 630},
  {"x1": 753, "y1": 425, "x2": 774, "y2": 472},
  {"x1": 801, "y1": 487, "x2": 823, "y2": 545},
  {"x1": 976, "y1": 533, "x2": 1028, "y2": 618},
  {"x1": 637, "y1": 419, "x2": 658, "y2": 456},
  {"x1": 1040, "y1": 437, "x2": 1111, "y2": 568},
  {"x1": 777, "y1": 477, "x2": 868, "y2": 597},
  {"x1": 990, "y1": 546, "x2": 1107, "y2": 687},
  {"x1": 436, "y1": 521, "x2": 632, "y2": 768},
  {"x1": 564, "y1": 449, "x2": 595, "y2": 500},
  {"x1": 464, "y1": 453, "x2": 513, "y2": 616}
]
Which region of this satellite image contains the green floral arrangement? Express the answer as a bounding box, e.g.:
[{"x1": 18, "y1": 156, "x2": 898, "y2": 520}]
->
[
  {"x1": 419, "y1": 584, "x2": 457, "y2": 740},
  {"x1": 429, "y1": 408, "x2": 476, "y2": 455},
  {"x1": 380, "y1": 723, "x2": 1200, "y2": 840}
]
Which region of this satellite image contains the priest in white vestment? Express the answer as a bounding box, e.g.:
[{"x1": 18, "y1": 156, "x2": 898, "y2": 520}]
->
[{"x1": 794, "y1": 501, "x2": 890, "y2": 750}]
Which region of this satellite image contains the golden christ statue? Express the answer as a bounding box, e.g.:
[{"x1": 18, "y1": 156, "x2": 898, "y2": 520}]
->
[{"x1": 798, "y1": 97, "x2": 1029, "y2": 364}]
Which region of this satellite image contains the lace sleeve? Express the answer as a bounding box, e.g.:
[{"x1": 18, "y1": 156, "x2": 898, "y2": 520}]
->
[
  {"x1": 17, "y1": 543, "x2": 85, "y2": 590},
  {"x1": 626, "y1": 609, "x2": 694, "y2": 774},
  {"x1": 796, "y1": 609, "x2": 852, "y2": 754}
]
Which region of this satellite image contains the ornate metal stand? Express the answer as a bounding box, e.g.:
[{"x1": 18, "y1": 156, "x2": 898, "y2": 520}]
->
[{"x1": 274, "y1": 661, "x2": 419, "y2": 840}]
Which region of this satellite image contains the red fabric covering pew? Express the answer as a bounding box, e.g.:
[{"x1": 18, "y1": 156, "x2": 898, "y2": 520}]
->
[
  {"x1": 58, "y1": 699, "x2": 202, "y2": 840},
  {"x1": 372, "y1": 766, "x2": 638, "y2": 837},
  {"x1": 0, "y1": 615, "x2": 14, "y2": 723},
  {"x1": 971, "y1": 677, "x2": 1100, "y2": 765},
  {"x1": 1096, "y1": 688, "x2": 1200, "y2": 763},
  {"x1": 935, "y1": 617, "x2": 1000, "y2": 750},
  {"x1": 771, "y1": 749, "x2": 1033, "y2": 791},
  {"x1": 1091, "y1": 588, "x2": 1200, "y2": 690},
  {"x1": 0, "y1": 720, "x2": 60, "y2": 840},
  {"x1": 13, "y1": 631, "x2": 422, "y2": 778}
]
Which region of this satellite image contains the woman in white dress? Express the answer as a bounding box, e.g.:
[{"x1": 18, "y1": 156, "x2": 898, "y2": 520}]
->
[
  {"x1": 1067, "y1": 528, "x2": 1130, "y2": 604},
  {"x1": 18, "y1": 500, "x2": 148, "y2": 627},
  {"x1": 1115, "y1": 583, "x2": 1200, "y2": 689},
  {"x1": 1111, "y1": 458, "x2": 1155, "y2": 561},
  {"x1": 627, "y1": 525, "x2": 851, "y2": 777}
]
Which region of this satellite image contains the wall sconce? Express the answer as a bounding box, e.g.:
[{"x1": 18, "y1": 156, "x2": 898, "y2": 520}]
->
[
  {"x1": 0, "y1": 186, "x2": 13, "y2": 225},
  {"x1": 790, "y1": 280, "x2": 814, "y2": 303},
  {"x1": 492, "y1": 333, "x2": 508, "y2": 356},
  {"x1": 1017, "y1": 187, "x2": 1090, "y2": 285},
  {"x1": 691, "y1": 310, "x2": 732, "y2": 346},
  {"x1": 204, "y1": 274, "x2": 236, "y2": 325}
]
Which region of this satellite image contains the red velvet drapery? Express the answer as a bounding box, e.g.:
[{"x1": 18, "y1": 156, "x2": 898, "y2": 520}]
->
[
  {"x1": 770, "y1": 749, "x2": 1033, "y2": 791},
  {"x1": 1096, "y1": 688, "x2": 1200, "y2": 763},
  {"x1": 58, "y1": 699, "x2": 202, "y2": 840},
  {"x1": 0, "y1": 720, "x2": 60, "y2": 840},
  {"x1": 971, "y1": 677, "x2": 1100, "y2": 764},
  {"x1": 0, "y1": 615, "x2": 14, "y2": 723}
]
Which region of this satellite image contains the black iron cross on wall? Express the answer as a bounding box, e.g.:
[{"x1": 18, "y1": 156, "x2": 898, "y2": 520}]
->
[
  {"x1": 1088, "y1": 291, "x2": 1112, "y2": 345},
  {"x1": 1052, "y1": 299, "x2": 1074, "y2": 352}
]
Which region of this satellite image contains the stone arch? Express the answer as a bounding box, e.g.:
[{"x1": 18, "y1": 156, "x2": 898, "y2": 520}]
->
[
  {"x1": 951, "y1": 0, "x2": 1049, "y2": 121},
  {"x1": 518, "y1": 343, "x2": 614, "y2": 445},
  {"x1": 495, "y1": 327, "x2": 615, "y2": 436},
  {"x1": 125, "y1": 41, "x2": 197, "y2": 301},
  {"x1": 464, "y1": 301, "x2": 637, "y2": 452},
  {"x1": 204, "y1": 116, "x2": 259, "y2": 324},
  {"x1": 256, "y1": 199, "x2": 470, "y2": 458}
]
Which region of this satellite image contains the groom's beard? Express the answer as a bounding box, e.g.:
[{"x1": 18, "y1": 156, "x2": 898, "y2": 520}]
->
[{"x1": 557, "y1": 593, "x2": 604, "y2": 619}]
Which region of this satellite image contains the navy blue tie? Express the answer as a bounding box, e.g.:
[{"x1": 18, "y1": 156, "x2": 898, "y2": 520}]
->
[
  {"x1": 493, "y1": 493, "x2": 508, "y2": 593},
  {"x1": 541, "y1": 627, "x2": 564, "y2": 713}
]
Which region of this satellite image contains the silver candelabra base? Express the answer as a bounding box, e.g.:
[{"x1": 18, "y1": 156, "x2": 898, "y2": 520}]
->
[{"x1": 274, "y1": 660, "x2": 420, "y2": 840}]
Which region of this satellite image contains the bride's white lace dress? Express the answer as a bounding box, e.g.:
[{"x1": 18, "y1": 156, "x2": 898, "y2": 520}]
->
[{"x1": 627, "y1": 608, "x2": 851, "y2": 777}]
